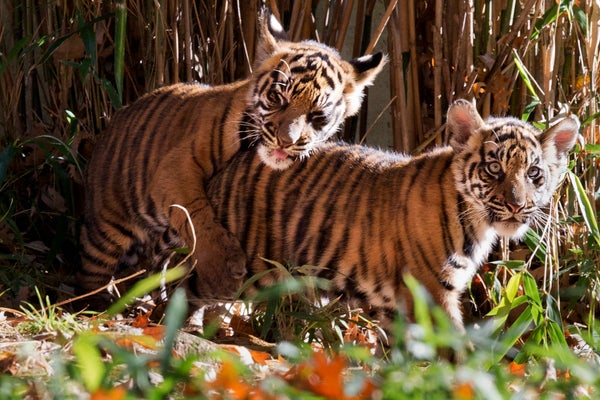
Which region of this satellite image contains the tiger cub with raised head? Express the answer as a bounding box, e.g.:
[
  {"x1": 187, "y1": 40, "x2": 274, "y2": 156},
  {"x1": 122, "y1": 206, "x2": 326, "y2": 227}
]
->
[
  {"x1": 208, "y1": 99, "x2": 579, "y2": 329},
  {"x1": 77, "y1": 9, "x2": 386, "y2": 308}
]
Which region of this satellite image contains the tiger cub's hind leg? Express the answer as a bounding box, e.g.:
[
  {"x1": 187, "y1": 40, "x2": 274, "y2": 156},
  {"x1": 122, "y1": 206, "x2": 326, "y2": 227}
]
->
[{"x1": 77, "y1": 219, "x2": 136, "y2": 310}]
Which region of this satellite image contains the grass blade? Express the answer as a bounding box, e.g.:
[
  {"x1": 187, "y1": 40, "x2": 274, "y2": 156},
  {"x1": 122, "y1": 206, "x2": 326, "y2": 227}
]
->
[
  {"x1": 113, "y1": 0, "x2": 127, "y2": 104},
  {"x1": 568, "y1": 171, "x2": 600, "y2": 247}
]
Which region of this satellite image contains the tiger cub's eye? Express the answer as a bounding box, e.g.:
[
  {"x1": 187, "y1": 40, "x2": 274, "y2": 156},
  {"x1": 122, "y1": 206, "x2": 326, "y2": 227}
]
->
[
  {"x1": 485, "y1": 161, "x2": 503, "y2": 175},
  {"x1": 527, "y1": 165, "x2": 542, "y2": 179},
  {"x1": 266, "y1": 88, "x2": 287, "y2": 107},
  {"x1": 308, "y1": 112, "x2": 328, "y2": 130}
]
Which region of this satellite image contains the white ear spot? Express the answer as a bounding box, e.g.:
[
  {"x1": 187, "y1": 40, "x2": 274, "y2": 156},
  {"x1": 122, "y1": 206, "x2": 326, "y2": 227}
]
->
[{"x1": 268, "y1": 14, "x2": 285, "y2": 36}]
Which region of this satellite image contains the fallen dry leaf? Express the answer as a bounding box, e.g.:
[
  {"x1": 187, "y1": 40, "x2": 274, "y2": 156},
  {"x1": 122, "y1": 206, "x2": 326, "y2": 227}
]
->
[
  {"x1": 90, "y1": 386, "x2": 127, "y2": 400},
  {"x1": 453, "y1": 382, "x2": 475, "y2": 400}
]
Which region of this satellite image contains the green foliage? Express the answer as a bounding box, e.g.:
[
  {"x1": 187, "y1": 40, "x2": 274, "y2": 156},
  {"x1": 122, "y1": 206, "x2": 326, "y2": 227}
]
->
[
  {"x1": 106, "y1": 265, "x2": 188, "y2": 317},
  {"x1": 17, "y1": 287, "x2": 84, "y2": 336},
  {"x1": 238, "y1": 259, "x2": 382, "y2": 349}
]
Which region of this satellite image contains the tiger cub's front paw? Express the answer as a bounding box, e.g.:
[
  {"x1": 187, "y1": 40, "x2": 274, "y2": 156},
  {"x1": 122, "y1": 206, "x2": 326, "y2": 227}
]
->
[{"x1": 194, "y1": 227, "x2": 247, "y2": 300}]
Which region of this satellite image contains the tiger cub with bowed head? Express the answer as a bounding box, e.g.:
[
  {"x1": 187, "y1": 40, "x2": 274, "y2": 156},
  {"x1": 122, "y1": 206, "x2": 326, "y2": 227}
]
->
[
  {"x1": 208, "y1": 99, "x2": 579, "y2": 329},
  {"x1": 77, "y1": 10, "x2": 386, "y2": 308}
]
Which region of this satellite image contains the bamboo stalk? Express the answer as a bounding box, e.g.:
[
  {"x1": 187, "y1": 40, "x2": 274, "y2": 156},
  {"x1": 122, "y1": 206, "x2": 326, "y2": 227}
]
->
[
  {"x1": 389, "y1": 3, "x2": 409, "y2": 151},
  {"x1": 334, "y1": 0, "x2": 354, "y2": 50},
  {"x1": 433, "y1": 0, "x2": 442, "y2": 144},
  {"x1": 365, "y1": 0, "x2": 396, "y2": 55},
  {"x1": 407, "y1": 0, "x2": 423, "y2": 142}
]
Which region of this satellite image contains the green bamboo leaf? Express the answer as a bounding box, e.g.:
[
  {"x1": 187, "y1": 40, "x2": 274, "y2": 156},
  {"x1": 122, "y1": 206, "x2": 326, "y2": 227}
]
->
[
  {"x1": 522, "y1": 272, "x2": 541, "y2": 307},
  {"x1": 505, "y1": 271, "x2": 522, "y2": 303},
  {"x1": 523, "y1": 229, "x2": 547, "y2": 263},
  {"x1": 513, "y1": 51, "x2": 541, "y2": 102},
  {"x1": 547, "y1": 320, "x2": 568, "y2": 347},
  {"x1": 584, "y1": 143, "x2": 600, "y2": 154},
  {"x1": 99, "y1": 77, "x2": 122, "y2": 109},
  {"x1": 490, "y1": 260, "x2": 527, "y2": 271},
  {"x1": 0, "y1": 36, "x2": 29, "y2": 76},
  {"x1": 568, "y1": 171, "x2": 600, "y2": 247},
  {"x1": 531, "y1": 3, "x2": 560, "y2": 40},
  {"x1": 572, "y1": 5, "x2": 588, "y2": 35},
  {"x1": 582, "y1": 111, "x2": 600, "y2": 127},
  {"x1": 77, "y1": 12, "x2": 97, "y2": 69},
  {"x1": 545, "y1": 293, "x2": 563, "y2": 328},
  {"x1": 490, "y1": 306, "x2": 533, "y2": 365}
]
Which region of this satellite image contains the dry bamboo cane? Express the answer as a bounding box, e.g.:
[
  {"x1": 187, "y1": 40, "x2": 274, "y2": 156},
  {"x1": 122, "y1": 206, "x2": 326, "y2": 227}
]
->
[{"x1": 433, "y1": 0, "x2": 443, "y2": 145}]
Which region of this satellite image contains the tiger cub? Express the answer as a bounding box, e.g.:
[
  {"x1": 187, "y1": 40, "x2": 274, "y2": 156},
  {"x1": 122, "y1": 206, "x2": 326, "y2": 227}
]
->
[
  {"x1": 207, "y1": 99, "x2": 579, "y2": 329},
  {"x1": 77, "y1": 10, "x2": 386, "y2": 308}
]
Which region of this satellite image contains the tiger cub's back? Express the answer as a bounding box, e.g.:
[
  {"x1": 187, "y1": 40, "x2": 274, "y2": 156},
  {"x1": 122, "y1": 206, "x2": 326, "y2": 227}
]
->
[{"x1": 208, "y1": 100, "x2": 579, "y2": 328}]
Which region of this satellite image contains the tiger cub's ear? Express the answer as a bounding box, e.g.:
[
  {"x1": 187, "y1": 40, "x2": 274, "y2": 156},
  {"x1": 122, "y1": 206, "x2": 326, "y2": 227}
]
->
[
  {"x1": 540, "y1": 116, "x2": 580, "y2": 157},
  {"x1": 344, "y1": 52, "x2": 387, "y2": 117},
  {"x1": 255, "y1": 8, "x2": 288, "y2": 64},
  {"x1": 446, "y1": 99, "x2": 486, "y2": 150},
  {"x1": 349, "y1": 52, "x2": 387, "y2": 88}
]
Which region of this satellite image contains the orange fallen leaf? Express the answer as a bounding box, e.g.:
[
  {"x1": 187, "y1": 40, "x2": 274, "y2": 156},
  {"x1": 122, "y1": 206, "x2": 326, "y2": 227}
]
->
[
  {"x1": 285, "y1": 351, "x2": 376, "y2": 399},
  {"x1": 131, "y1": 311, "x2": 152, "y2": 328},
  {"x1": 115, "y1": 333, "x2": 159, "y2": 351},
  {"x1": 248, "y1": 349, "x2": 272, "y2": 365},
  {"x1": 453, "y1": 382, "x2": 475, "y2": 400},
  {"x1": 509, "y1": 361, "x2": 526, "y2": 377},
  {"x1": 142, "y1": 325, "x2": 165, "y2": 341},
  {"x1": 90, "y1": 386, "x2": 127, "y2": 400}
]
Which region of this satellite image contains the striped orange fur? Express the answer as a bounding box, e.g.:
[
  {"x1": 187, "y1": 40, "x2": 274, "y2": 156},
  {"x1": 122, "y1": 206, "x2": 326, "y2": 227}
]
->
[
  {"x1": 208, "y1": 100, "x2": 579, "y2": 328},
  {"x1": 76, "y1": 9, "x2": 385, "y2": 308}
]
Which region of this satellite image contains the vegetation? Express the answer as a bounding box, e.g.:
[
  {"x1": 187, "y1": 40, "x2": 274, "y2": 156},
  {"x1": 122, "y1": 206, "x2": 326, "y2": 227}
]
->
[{"x1": 0, "y1": 0, "x2": 599, "y2": 398}]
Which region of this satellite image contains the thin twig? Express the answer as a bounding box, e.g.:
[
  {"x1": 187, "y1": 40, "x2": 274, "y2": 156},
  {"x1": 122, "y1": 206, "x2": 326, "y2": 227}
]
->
[
  {"x1": 365, "y1": 0, "x2": 397, "y2": 54},
  {"x1": 52, "y1": 269, "x2": 148, "y2": 310}
]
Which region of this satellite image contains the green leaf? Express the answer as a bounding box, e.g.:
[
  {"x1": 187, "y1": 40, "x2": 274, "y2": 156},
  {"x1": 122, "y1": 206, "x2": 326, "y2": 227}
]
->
[
  {"x1": 523, "y1": 229, "x2": 547, "y2": 263},
  {"x1": 547, "y1": 320, "x2": 568, "y2": 347},
  {"x1": 572, "y1": 5, "x2": 588, "y2": 35},
  {"x1": 99, "y1": 77, "x2": 122, "y2": 109},
  {"x1": 490, "y1": 306, "x2": 533, "y2": 365},
  {"x1": 107, "y1": 266, "x2": 187, "y2": 317},
  {"x1": 505, "y1": 272, "x2": 522, "y2": 303},
  {"x1": 522, "y1": 272, "x2": 541, "y2": 307},
  {"x1": 568, "y1": 171, "x2": 600, "y2": 247},
  {"x1": 159, "y1": 288, "x2": 187, "y2": 375},
  {"x1": 531, "y1": 3, "x2": 560, "y2": 40},
  {"x1": 404, "y1": 274, "x2": 434, "y2": 335},
  {"x1": 0, "y1": 36, "x2": 30, "y2": 76},
  {"x1": 513, "y1": 50, "x2": 541, "y2": 102},
  {"x1": 545, "y1": 293, "x2": 563, "y2": 329},
  {"x1": 490, "y1": 260, "x2": 526, "y2": 271},
  {"x1": 584, "y1": 143, "x2": 600, "y2": 154},
  {"x1": 72, "y1": 334, "x2": 105, "y2": 392}
]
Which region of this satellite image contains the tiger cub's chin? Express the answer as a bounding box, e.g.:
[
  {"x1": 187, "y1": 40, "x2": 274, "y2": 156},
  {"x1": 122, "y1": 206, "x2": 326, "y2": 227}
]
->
[
  {"x1": 257, "y1": 144, "x2": 296, "y2": 170},
  {"x1": 492, "y1": 220, "x2": 530, "y2": 240}
]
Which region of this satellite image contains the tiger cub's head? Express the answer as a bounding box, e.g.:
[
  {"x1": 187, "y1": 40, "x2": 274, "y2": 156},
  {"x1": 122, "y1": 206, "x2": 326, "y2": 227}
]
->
[
  {"x1": 447, "y1": 99, "x2": 579, "y2": 238},
  {"x1": 247, "y1": 10, "x2": 386, "y2": 170}
]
